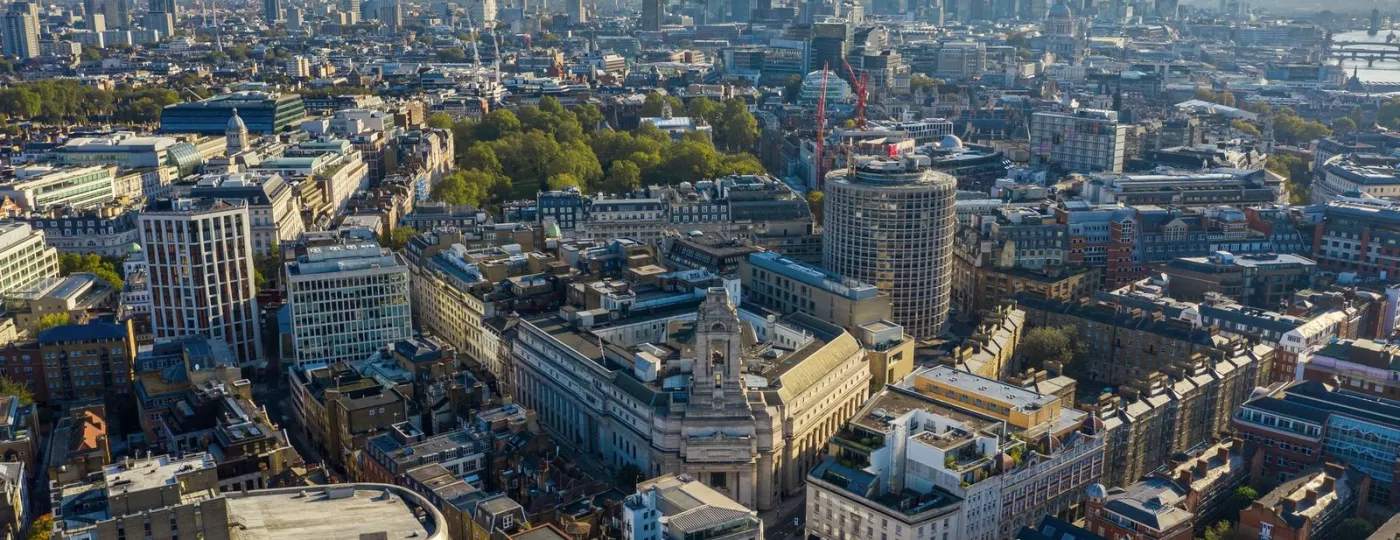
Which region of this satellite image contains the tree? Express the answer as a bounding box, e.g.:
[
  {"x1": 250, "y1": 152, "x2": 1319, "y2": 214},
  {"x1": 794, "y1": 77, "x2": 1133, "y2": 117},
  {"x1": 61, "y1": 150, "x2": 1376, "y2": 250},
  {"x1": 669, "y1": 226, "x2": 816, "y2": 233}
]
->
[
  {"x1": 1231, "y1": 120, "x2": 1260, "y2": 137},
  {"x1": 614, "y1": 464, "x2": 643, "y2": 490},
  {"x1": 572, "y1": 103, "x2": 604, "y2": 133},
  {"x1": 432, "y1": 169, "x2": 495, "y2": 208},
  {"x1": 640, "y1": 93, "x2": 683, "y2": 117},
  {"x1": 253, "y1": 244, "x2": 281, "y2": 291},
  {"x1": 36, "y1": 313, "x2": 71, "y2": 332},
  {"x1": 380, "y1": 226, "x2": 420, "y2": 252},
  {"x1": 782, "y1": 75, "x2": 803, "y2": 103},
  {"x1": 719, "y1": 99, "x2": 759, "y2": 152},
  {"x1": 26, "y1": 514, "x2": 52, "y2": 540},
  {"x1": 436, "y1": 48, "x2": 468, "y2": 62},
  {"x1": 0, "y1": 377, "x2": 33, "y2": 406},
  {"x1": 427, "y1": 112, "x2": 455, "y2": 130},
  {"x1": 461, "y1": 143, "x2": 503, "y2": 175},
  {"x1": 807, "y1": 191, "x2": 824, "y2": 224},
  {"x1": 1267, "y1": 154, "x2": 1310, "y2": 205},
  {"x1": 1224, "y1": 486, "x2": 1258, "y2": 523},
  {"x1": 687, "y1": 97, "x2": 723, "y2": 125},
  {"x1": 548, "y1": 173, "x2": 583, "y2": 192},
  {"x1": 642, "y1": 92, "x2": 666, "y2": 117},
  {"x1": 1332, "y1": 117, "x2": 1358, "y2": 136},
  {"x1": 474, "y1": 109, "x2": 521, "y2": 141},
  {"x1": 909, "y1": 74, "x2": 938, "y2": 95},
  {"x1": 1335, "y1": 518, "x2": 1375, "y2": 540},
  {"x1": 1201, "y1": 522, "x2": 1249, "y2": 540},
  {"x1": 604, "y1": 160, "x2": 642, "y2": 194},
  {"x1": 1019, "y1": 326, "x2": 1077, "y2": 370},
  {"x1": 59, "y1": 253, "x2": 123, "y2": 291}
]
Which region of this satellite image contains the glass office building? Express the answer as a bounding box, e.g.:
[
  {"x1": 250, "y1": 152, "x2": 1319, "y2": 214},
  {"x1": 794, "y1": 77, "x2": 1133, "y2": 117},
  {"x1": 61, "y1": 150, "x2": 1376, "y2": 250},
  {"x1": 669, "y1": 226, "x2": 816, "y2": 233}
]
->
[{"x1": 160, "y1": 92, "x2": 307, "y2": 134}]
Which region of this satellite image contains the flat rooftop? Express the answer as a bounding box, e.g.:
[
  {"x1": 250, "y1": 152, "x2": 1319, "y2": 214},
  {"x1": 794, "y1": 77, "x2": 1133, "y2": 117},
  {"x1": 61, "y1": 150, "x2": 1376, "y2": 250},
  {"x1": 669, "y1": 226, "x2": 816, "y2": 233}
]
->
[
  {"x1": 908, "y1": 365, "x2": 1059, "y2": 413},
  {"x1": 226, "y1": 486, "x2": 435, "y2": 540}
]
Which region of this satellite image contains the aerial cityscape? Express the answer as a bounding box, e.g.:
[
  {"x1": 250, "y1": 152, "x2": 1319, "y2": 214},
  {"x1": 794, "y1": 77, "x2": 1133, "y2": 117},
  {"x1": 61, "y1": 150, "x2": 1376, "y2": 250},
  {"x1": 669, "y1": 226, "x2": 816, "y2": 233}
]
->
[{"x1": 1, "y1": 0, "x2": 1400, "y2": 539}]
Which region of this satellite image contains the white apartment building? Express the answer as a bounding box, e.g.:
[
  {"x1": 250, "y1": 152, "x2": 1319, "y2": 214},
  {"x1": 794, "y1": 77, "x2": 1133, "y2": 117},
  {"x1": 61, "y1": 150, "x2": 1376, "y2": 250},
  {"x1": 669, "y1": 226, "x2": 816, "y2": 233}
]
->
[
  {"x1": 0, "y1": 223, "x2": 60, "y2": 297},
  {"x1": 1030, "y1": 109, "x2": 1129, "y2": 174},
  {"x1": 0, "y1": 165, "x2": 117, "y2": 211},
  {"x1": 139, "y1": 199, "x2": 264, "y2": 365},
  {"x1": 809, "y1": 366, "x2": 1107, "y2": 540},
  {"x1": 285, "y1": 238, "x2": 412, "y2": 369}
]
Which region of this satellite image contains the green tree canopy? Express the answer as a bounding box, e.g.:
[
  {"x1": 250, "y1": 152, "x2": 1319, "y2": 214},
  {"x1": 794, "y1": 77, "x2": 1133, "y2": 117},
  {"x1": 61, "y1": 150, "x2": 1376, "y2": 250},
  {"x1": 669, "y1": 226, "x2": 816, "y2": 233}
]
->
[
  {"x1": 806, "y1": 191, "x2": 825, "y2": 224},
  {"x1": 1335, "y1": 518, "x2": 1375, "y2": 540},
  {"x1": 604, "y1": 160, "x2": 642, "y2": 194},
  {"x1": 783, "y1": 75, "x2": 803, "y2": 103},
  {"x1": 0, "y1": 377, "x2": 33, "y2": 406},
  {"x1": 1231, "y1": 119, "x2": 1260, "y2": 137},
  {"x1": 427, "y1": 112, "x2": 455, "y2": 130},
  {"x1": 380, "y1": 226, "x2": 420, "y2": 251},
  {"x1": 59, "y1": 253, "x2": 123, "y2": 291},
  {"x1": 35, "y1": 313, "x2": 71, "y2": 332}
]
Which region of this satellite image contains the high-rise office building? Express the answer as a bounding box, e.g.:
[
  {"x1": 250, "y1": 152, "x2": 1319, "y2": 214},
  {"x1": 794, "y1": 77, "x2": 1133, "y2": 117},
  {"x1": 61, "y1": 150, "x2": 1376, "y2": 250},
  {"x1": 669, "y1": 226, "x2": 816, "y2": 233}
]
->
[
  {"x1": 809, "y1": 21, "x2": 852, "y2": 75},
  {"x1": 0, "y1": 223, "x2": 60, "y2": 297},
  {"x1": 148, "y1": 0, "x2": 175, "y2": 14},
  {"x1": 1030, "y1": 108, "x2": 1129, "y2": 174},
  {"x1": 263, "y1": 0, "x2": 282, "y2": 22},
  {"x1": 139, "y1": 198, "x2": 264, "y2": 365},
  {"x1": 375, "y1": 0, "x2": 401, "y2": 28},
  {"x1": 640, "y1": 0, "x2": 662, "y2": 31},
  {"x1": 143, "y1": 11, "x2": 174, "y2": 36},
  {"x1": 338, "y1": 0, "x2": 361, "y2": 23},
  {"x1": 2, "y1": 3, "x2": 40, "y2": 59},
  {"x1": 467, "y1": 0, "x2": 496, "y2": 27},
  {"x1": 285, "y1": 235, "x2": 412, "y2": 369},
  {"x1": 108, "y1": 0, "x2": 131, "y2": 28},
  {"x1": 567, "y1": 0, "x2": 585, "y2": 23},
  {"x1": 286, "y1": 6, "x2": 303, "y2": 27},
  {"x1": 822, "y1": 153, "x2": 957, "y2": 339}
]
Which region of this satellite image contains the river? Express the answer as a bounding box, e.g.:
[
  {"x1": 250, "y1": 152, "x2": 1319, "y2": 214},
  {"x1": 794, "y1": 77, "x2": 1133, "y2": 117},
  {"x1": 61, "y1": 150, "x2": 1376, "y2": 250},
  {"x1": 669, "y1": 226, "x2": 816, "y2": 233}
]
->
[{"x1": 1335, "y1": 29, "x2": 1400, "y2": 83}]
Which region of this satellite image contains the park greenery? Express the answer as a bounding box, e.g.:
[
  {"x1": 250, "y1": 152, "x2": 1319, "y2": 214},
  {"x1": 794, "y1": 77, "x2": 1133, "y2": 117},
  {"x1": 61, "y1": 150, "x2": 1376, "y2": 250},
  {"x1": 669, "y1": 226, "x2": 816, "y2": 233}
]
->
[
  {"x1": 35, "y1": 313, "x2": 72, "y2": 332},
  {"x1": 0, "y1": 80, "x2": 185, "y2": 125},
  {"x1": 427, "y1": 94, "x2": 764, "y2": 208},
  {"x1": 59, "y1": 253, "x2": 124, "y2": 292},
  {"x1": 1266, "y1": 154, "x2": 1310, "y2": 206}
]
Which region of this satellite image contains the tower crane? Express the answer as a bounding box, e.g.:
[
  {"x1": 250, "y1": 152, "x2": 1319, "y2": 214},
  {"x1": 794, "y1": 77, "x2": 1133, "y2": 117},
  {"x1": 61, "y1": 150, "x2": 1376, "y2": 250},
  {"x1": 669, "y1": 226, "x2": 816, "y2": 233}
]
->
[
  {"x1": 816, "y1": 64, "x2": 829, "y2": 191},
  {"x1": 842, "y1": 58, "x2": 868, "y2": 129}
]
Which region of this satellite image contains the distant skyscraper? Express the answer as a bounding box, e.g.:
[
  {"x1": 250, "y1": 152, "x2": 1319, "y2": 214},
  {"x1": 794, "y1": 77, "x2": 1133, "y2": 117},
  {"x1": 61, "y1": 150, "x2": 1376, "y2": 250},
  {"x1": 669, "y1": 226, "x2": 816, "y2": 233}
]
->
[
  {"x1": 823, "y1": 154, "x2": 957, "y2": 339},
  {"x1": 338, "y1": 0, "x2": 361, "y2": 23},
  {"x1": 263, "y1": 0, "x2": 282, "y2": 23},
  {"x1": 112, "y1": 0, "x2": 132, "y2": 28},
  {"x1": 467, "y1": 0, "x2": 496, "y2": 27},
  {"x1": 140, "y1": 199, "x2": 264, "y2": 365},
  {"x1": 375, "y1": 0, "x2": 401, "y2": 28},
  {"x1": 2, "y1": 3, "x2": 40, "y2": 59},
  {"x1": 143, "y1": 10, "x2": 174, "y2": 35},
  {"x1": 148, "y1": 0, "x2": 175, "y2": 14},
  {"x1": 286, "y1": 6, "x2": 303, "y2": 27},
  {"x1": 640, "y1": 0, "x2": 661, "y2": 30},
  {"x1": 567, "y1": 0, "x2": 585, "y2": 23}
]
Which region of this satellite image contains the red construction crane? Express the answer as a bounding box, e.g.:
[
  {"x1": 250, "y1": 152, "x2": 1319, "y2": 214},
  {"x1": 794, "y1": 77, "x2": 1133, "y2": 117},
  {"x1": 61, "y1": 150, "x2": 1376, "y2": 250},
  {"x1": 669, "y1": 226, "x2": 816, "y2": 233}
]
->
[
  {"x1": 842, "y1": 58, "x2": 869, "y2": 130},
  {"x1": 815, "y1": 63, "x2": 829, "y2": 191}
]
